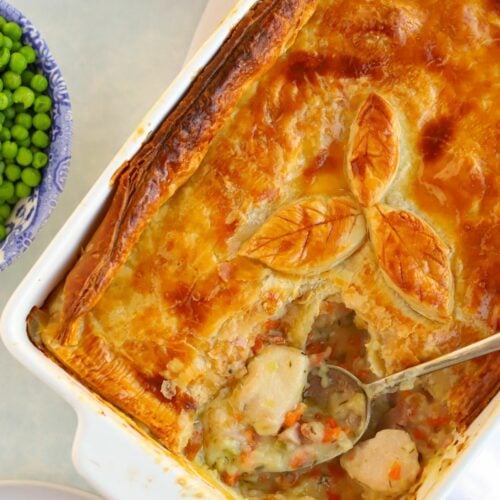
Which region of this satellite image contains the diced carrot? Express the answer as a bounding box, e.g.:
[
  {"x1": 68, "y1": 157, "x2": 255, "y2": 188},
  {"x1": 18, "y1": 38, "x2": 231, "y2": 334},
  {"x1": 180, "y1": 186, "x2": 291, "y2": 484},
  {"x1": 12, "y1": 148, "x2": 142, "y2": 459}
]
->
[
  {"x1": 284, "y1": 403, "x2": 306, "y2": 428},
  {"x1": 289, "y1": 451, "x2": 311, "y2": 469},
  {"x1": 322, "y1": 418, "x2": 341, "y2": 442},
  {"x1": 307, "y1": 340, "x2": 326, "y2": 354},
  {"x1": 252, "y1": 332, "x2": 285, "y2": 355},
  {"x1": 243, "y1": 427, "x2": 257, "y2": 447},
  {"x1": 388, "y1": 461, "x2": 401, "y2": 481},
  {"x1": 426, "y1": 415, "x2": 450, "y2": 429},
  {"x1": 356, "y1": 369, "x2": 373, "y2": 382},
  {"x1": 413, "y1": 427, "x2": 433, "y2": 447},
  {"x1": 221, "y1": 471, "x2": 240, "y2": 487},
  {"x1": 252, "y1": 336, "x2": 264, "y2": 354},
  {"x1": 325, "y1": 418, "x2": 338, "y2": 428},
  {"x1": 323, "y1": 426, "x2": 342, "y2": 442},
  {"x1": 263, "y1": 319, "x2": 281, "y2": 331},
  {"x1": 412, "y1": 427, "x2": 429, "y2": 442},
  {"x1": 240, "y1": 450, "x2": 254, "y2": 467},
  {"x1": 183, "y1": 430, "x2": 203, "y2": 461}
]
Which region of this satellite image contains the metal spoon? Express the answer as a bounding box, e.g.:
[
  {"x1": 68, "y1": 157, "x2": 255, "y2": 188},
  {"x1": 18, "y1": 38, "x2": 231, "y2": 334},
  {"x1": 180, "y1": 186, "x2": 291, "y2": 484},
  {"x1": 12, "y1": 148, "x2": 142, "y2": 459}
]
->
[{"x1": 286, "y1": 332, "x2": 500, "y2": 472}]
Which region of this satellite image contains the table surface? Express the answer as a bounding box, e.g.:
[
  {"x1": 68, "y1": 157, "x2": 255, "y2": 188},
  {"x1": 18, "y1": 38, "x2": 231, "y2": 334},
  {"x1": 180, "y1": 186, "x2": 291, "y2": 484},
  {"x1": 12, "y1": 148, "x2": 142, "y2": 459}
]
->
[{"x1": 0, "y1": 0, "x2": 214, "y2": 494}]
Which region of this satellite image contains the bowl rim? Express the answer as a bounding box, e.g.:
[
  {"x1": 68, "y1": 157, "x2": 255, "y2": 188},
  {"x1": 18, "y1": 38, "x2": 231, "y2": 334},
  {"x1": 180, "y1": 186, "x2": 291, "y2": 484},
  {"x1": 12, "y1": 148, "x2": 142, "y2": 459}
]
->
[{"x1": 0, "y1": 0, "x2": 72, "y2": 271}]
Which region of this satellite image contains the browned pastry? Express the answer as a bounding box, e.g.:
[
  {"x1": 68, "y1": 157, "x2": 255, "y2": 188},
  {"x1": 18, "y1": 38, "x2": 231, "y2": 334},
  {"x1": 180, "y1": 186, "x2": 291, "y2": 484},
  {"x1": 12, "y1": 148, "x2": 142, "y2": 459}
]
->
[{"x1": 28, "y1": 0, "x2": 499, "y2": 497}]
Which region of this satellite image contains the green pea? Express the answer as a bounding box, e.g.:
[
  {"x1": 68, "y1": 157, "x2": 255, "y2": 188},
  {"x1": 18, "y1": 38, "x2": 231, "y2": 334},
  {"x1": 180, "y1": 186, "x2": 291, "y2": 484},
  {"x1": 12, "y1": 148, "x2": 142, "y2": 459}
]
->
[
  {"x1": 0, "y1": 127, "x2": 10, "y2": 141},
  {"x1": 21, "y1": 69, "x2": 34, "y2": 86},
  {"x1": 0, "y1": 179, "x2": 14, "y2": 200},
  {"x1": 16, "y1": 146, "x2": 32, "y2": 166},
  {"x1": 0, "y1": 202, "x2": 10, "y2": 220},
  {"x1": 13, "y1": 86, "x2": 34, "y2": 109},
  {"x1": 9, "y1": 52, "x2": 27, "y2": 74},
  {"x1": 0, "y1": 17, "x2": 6, "y2": 30},
  {"x1": 0, "y1": 160, "x2": 4, "y2": 173},
  {"x1": 0, "y1": 47, "x2": 8, "y2": 67},
  {"x1": 6, "y1": 195, "x2": 18, "y2": 205},
  {"x1": 2, "y1": 70, "x2": 21, "y2": 89},
  {"x1": 11, "y1": 124, "x2": 28, "y2": 141},
  {"x1": 21, "y1": 167, "x2": 40, "y2": 187},
  {"x1": 18, "y1": 137, "x2": 30, "y2": 147},
  {"x1": 0, "y1": 92, "x2": 8, "y2": 110},
  {"x1": 2, "y1": 141, "x2": 17, "y2": 159},
  {"x1": 2, "y1": 37, "x2": 12, "y2": 50},
  {"x1": 32, "y1": 113, "x2": 51, "y2": 131},
  {"x1": 15, "y1": 181, "x2": 31, "y2": 198},
  {"x1": 31, "y1": 130, "x2": 48, "y2": 149},
  {"x1": 0, "y1": 79, "x2": 3, "y2": 92},
  {"x1": 3, "y1": 117, "x2": 13, "y2": 127},
  {"x1": 2, "y1": 88, "x2": 12, "y2": 107},
  {"x1": 19, "y1": 45, "x2": 36, "y2": 64},
  {"x1": 12, "y1": 41, "x2": 21, "y2": 51},
  {"x1": 33, "y1": 95, "x2": 51, "y2": 113},
  {"x1": 3, "y1": 22, "x2": 22, "y2": 42},
  {"x1": 0, "y1": 223, "x2": 6, "y2": 241},
  {"x1": 0, "y1": 33, "x2": 3, "y2": 48},
  {"x1": 11, "y1": 124, "x2": 29, "y2": 142},
  {"x1": 30, "y1": 74, "x2": 48, "y2": 93},
  {"x1": 5, "y1": 163, "x2": 20, "y2": 181},
  {"x1": 15, "y1": 112, "x2": 31, "y2": 129},
  {"x1": 0, "y1": 112, "x2": 4, "y2": 127},
  {"x1": 32, "y1": 151, "x2": 47, "y2": 169}
]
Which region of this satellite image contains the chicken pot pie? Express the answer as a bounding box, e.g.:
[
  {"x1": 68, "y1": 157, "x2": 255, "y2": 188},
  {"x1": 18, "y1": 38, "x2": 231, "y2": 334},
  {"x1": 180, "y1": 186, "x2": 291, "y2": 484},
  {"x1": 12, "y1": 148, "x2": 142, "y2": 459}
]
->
[{"x1": 28, "y1": 0, "x2": 499, "y2": 498}]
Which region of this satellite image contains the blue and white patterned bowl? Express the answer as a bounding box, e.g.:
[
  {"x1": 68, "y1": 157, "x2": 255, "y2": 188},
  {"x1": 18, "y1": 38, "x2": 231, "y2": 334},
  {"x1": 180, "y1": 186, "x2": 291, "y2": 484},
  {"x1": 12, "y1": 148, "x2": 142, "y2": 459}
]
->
[{"x1": 0, "y1": 0, "x2": 71, "y2": 270}]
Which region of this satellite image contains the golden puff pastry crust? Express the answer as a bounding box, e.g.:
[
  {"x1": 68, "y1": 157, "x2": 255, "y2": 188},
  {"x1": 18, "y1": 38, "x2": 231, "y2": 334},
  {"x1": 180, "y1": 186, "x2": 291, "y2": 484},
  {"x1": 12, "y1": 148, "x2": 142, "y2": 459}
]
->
[
  {"x1": 347, "y1": 94, "x2": 399, "y2": 207},
  {"x1": 366, "y1": 204, "x2": 453, "y2": 322},
  {"x1": 29, "y1": 0, "x2": 498, "y2": 478},
  {"x1": 239, "y1": 196, "x2": 366, "y2": 274}
]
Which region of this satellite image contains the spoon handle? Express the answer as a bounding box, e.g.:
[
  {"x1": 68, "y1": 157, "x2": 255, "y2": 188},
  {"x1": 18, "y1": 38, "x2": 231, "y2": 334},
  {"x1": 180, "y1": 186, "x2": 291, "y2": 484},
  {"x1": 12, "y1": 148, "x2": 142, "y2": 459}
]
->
[{"x1": 365, "y1": 332, "x2": 500, "y2": 399}]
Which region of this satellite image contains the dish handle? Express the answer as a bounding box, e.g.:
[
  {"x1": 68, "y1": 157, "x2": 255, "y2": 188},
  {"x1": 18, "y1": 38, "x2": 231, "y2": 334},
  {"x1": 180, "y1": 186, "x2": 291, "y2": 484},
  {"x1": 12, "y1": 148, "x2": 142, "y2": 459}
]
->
[{"x1": 71, "y1": 406, "x2": 211, "y2": 500}]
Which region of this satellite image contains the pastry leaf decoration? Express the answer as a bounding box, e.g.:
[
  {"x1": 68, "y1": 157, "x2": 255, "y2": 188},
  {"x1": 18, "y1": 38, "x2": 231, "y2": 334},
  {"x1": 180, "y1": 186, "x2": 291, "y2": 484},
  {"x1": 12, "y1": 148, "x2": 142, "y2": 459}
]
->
[
  {"x1": 366, "y1": 205, "x2": 453, "y2": 322},
  {"x1": 347, "y1": 93, "x2": 399, "y2": 207},
  {"x1": 239, "y1": 92, "x2": 452, "y2": 322},
  {"x1": 239, "y1": 196, "x2": 366, "y2": 274}
]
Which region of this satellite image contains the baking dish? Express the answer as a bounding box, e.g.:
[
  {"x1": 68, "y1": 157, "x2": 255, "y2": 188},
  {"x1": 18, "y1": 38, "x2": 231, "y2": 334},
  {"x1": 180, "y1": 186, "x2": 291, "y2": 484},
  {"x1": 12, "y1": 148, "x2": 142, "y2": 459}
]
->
[{"x1": 1, "y1": 0, "x2": 499, "y2": 498}]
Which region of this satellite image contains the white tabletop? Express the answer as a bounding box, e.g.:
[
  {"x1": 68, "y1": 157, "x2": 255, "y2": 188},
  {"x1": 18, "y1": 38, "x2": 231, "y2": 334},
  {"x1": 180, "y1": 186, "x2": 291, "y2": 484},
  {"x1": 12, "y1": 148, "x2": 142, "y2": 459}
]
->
[{"x1": 0, "y1": 0, "x2": 211, "y2": 494}]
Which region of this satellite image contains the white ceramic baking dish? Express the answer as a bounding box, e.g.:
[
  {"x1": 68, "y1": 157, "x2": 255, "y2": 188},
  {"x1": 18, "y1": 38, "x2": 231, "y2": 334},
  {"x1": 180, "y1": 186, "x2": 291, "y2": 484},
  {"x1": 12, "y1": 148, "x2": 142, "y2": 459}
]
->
[{"x1": 1, "y1": 1, "x2": 498, "y2": 498}]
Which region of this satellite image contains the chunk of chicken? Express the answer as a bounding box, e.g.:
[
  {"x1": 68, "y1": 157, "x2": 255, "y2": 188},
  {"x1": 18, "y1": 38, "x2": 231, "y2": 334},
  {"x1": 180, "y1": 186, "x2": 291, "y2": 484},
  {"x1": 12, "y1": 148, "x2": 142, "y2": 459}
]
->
[
  {"x1": 231, "y1": 345, "x2": 309, "y2": 436},
  {"x1": 340, "y1": 429, "x2": 421, "y2": 495}
]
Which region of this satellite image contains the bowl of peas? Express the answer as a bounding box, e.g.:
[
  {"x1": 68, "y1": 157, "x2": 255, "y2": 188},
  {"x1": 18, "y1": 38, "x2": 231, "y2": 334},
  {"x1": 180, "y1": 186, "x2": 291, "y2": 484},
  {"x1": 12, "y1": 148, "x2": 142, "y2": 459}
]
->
[{"x1": 0, "y1": 0, "x2": 71, "y2": 270}]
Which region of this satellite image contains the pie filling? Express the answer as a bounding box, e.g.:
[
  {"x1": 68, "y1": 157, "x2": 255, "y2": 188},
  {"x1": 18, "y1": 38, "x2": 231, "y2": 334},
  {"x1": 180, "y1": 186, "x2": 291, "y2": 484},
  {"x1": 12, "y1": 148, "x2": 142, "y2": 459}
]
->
[{"x1": 185, "y1": 298, "x2": 455, "y2": 497}]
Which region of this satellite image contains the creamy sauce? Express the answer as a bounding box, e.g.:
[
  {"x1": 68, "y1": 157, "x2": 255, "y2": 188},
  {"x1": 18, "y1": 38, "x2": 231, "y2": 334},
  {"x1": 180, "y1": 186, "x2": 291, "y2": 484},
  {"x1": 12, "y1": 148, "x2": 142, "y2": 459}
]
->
[{"x1": 197, "y1": 303, "x2": 455, "y2": 499}]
